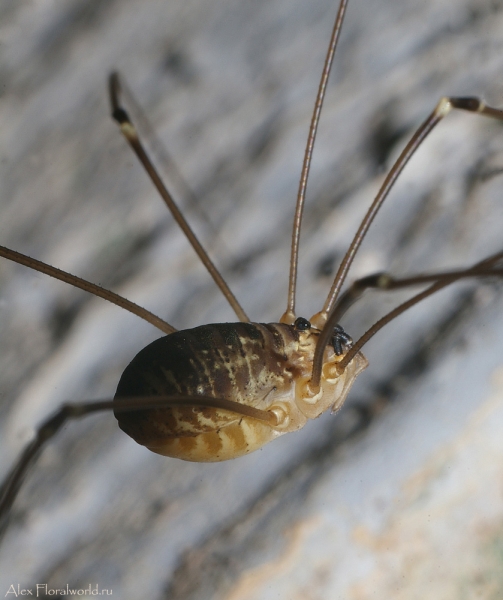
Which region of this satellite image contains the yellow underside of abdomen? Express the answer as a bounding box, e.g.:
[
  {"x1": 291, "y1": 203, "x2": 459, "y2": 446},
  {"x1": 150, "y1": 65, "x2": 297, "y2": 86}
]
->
[{"x1": 145, "y1": 417, "x2": 279, "y2": 462}]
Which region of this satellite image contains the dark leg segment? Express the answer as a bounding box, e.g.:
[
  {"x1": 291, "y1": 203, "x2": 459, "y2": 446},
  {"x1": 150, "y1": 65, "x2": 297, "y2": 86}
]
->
[
  {"x1": 0, "y1": 395, "x2": 276, "y2": 539},
  {"x1": 315, "y1": 97, "x2": 503, "y2": 327},
  {"x1": 0, "y1": 245, "x2": 175, "y2": 334},
  {"x1": 109, "y1": 73, "x2": 249, "y2": 323},
  {"x1": 334, "y1": 250, "x2": 503, "y2": 322},
  {"x1": 310, "y1": 251, "x2": 503, "y2": 390}
]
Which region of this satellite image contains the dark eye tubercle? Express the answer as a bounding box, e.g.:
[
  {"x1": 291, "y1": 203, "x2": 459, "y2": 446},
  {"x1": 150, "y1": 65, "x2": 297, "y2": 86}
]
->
[{"x1": 294, "y1": 317, "x2": 311, "y2": 331}]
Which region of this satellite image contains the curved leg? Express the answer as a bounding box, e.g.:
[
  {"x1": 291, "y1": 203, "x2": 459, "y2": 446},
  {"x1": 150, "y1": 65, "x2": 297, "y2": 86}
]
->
[
  {"x1": 310, "y1": 250, "x2": 503, "y2": 389},
  {"x1": 109, "y1": 73, "x2": 249, "y2": 323},
  {"x1": 317, "y1": 97, "x2": 503, "y2": 324},
  {"x1": 0, "y1": 246, "x2": 175, "y2": 335},
  {"x1": 0, "y1": 395, "x2": 276, "y2": 539},
  {"x1": 333, "y1": 250, "x2": 503, "y2": 321}
]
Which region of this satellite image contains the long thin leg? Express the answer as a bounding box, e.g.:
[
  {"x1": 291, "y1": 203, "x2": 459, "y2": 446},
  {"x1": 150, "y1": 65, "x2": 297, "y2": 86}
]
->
[
  {"x1": 332, "y1": 250, "x2": 503, "y2": 322},
  {"x1": 0, "y1": 395, "x2": 277, "y2": 538},
  {"x1": 118, "y1": 76, "x2": 222, "y2": 242},
  {"x1": 311, "y1": 97, "x2": 503, "y2": 329},
  {"x1": 109, "y1": 73, "x2": 250, "y2": 323},
  {"x1": 282, "y1": 0, "x2": 350, "y2": 324},
  {"x1": 309, "y1": 251, "x2": 503, "y2": 390},
  {"x1": 0, "y1": 245, "x2": 175, "y2": 334}
]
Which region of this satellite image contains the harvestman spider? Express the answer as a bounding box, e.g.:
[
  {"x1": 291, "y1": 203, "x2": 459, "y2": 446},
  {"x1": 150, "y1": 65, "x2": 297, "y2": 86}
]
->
[{"x1": 1, "y1": 0, "x2": 503, "y2": 540}]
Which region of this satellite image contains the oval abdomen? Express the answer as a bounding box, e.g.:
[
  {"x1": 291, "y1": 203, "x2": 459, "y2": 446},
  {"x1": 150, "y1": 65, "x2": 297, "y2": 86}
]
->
[{"x1": 114, "y1": 322, "x2": 299, "y2": 461}]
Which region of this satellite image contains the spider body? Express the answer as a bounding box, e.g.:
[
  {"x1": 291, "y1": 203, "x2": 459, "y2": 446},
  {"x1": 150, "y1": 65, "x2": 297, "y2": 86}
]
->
[{"x1": 114, "y1": 321, "x2": 367, "y2": 460}]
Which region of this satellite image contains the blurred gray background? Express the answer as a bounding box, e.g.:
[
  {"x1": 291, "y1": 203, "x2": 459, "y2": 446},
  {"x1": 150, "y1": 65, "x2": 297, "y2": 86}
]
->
[{"x1": 1, "y1": 0, "x2": 503, "y2": 598}]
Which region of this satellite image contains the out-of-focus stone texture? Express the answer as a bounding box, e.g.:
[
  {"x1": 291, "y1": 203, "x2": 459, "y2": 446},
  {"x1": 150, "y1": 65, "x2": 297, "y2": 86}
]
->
[
  {"x1": 0, "y1": 0, "x2": 502, "y2": 598},
  {"x1": 223, "y1": 364, "x2": 503, "y2": 600}
]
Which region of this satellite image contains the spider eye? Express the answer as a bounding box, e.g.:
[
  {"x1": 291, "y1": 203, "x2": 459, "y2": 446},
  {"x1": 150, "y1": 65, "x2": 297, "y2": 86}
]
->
[{"x1": 294, "y1": 317, "x2": 311, "y2": 331}]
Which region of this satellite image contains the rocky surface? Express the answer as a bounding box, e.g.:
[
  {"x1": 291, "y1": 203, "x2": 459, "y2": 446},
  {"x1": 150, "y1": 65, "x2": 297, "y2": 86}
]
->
[{"x1": 1, "y1": 0, "x2": 503, "y2": 598}]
